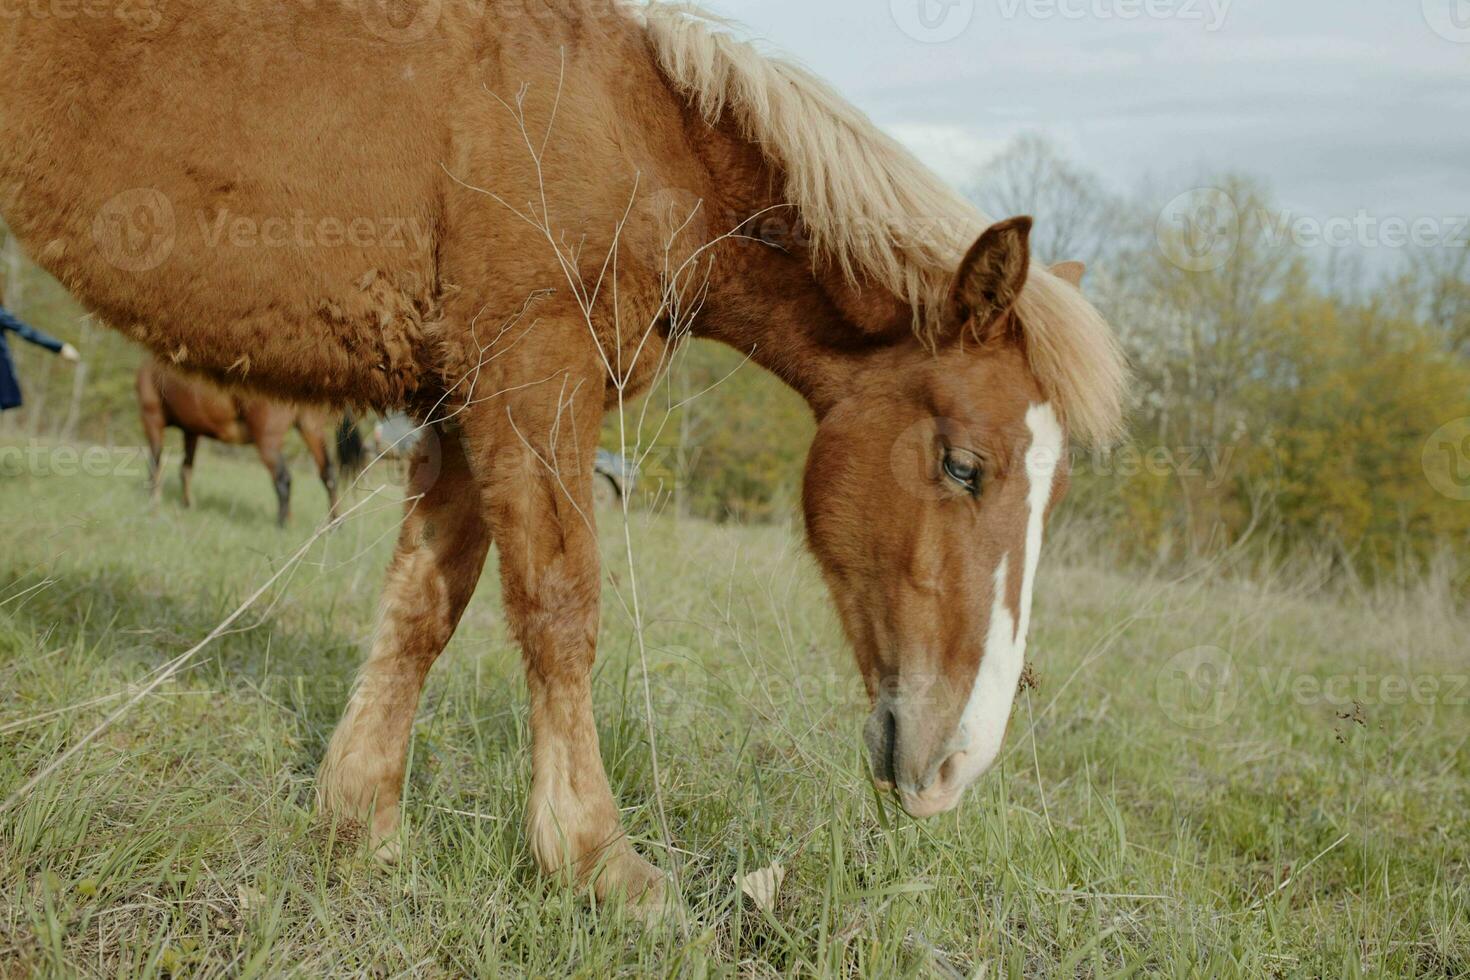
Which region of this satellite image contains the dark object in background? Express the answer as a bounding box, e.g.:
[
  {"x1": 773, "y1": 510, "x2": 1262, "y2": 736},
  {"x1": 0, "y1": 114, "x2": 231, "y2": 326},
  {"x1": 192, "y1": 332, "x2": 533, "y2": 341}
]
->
[
  {"x1": 371, "y1": 412, "x2": 423, "y2": 460},
  {"x1": 0, "y1": 302, "x2": 78, "y2": 412},
  {"x1": 593, "y1": 448, "x2": 637, "y2": 505},
  {"x1": 335, "y1": 411, "x2": 368, "y2": 477}
]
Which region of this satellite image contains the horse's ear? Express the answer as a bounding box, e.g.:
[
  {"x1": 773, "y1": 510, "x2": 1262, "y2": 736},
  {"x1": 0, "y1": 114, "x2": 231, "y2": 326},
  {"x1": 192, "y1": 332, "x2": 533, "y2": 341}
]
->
[
  {"x1": 1051, "y1": 261, "x2": 1086, "y2": 288},
  {"x1": 947, "y1": 216, "x2": 1032, "y2": 343}
]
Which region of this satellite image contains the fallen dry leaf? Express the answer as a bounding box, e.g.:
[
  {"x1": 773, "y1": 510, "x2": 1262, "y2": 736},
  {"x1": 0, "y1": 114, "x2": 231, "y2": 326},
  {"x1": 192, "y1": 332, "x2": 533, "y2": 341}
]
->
[
  {"x1": 236, "y1": 884, "x2": 265, "y2": 913},
  {"x1": 735, "y1": 863, "x2": 785, "y2": 912}
]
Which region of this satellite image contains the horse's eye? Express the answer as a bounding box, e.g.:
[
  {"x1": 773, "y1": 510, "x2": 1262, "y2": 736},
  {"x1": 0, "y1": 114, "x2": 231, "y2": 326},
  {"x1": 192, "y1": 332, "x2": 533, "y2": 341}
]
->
[{"x1": 942, "y1": 451, "x2": 983, "y2": 494}]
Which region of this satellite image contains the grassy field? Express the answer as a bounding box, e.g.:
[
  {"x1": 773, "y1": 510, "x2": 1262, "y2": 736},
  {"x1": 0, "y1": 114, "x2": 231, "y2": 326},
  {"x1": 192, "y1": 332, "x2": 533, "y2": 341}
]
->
[{"x1": 1, "y1": 440, "x2": 1467, "y2": 978}]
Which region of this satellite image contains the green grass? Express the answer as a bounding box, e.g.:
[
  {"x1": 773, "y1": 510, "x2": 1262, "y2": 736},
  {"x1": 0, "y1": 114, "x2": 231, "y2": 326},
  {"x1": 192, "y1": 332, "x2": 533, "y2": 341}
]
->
[{"x1": 2, "y1": 441, "x2": 1468, "y2": 977}]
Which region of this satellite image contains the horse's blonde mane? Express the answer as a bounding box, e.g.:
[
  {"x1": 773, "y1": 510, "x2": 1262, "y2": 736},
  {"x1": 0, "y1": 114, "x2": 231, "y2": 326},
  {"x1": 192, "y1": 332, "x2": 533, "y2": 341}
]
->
[{"x1": 632, "y1": 1, "x2": 1128, "y2": 446}]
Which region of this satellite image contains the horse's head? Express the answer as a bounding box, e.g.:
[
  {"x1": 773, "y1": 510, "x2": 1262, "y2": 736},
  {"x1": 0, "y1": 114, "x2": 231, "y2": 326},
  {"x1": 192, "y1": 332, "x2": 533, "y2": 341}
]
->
[{"x1": 803, "y1": 216, "x2": 1082, "y2": 817}]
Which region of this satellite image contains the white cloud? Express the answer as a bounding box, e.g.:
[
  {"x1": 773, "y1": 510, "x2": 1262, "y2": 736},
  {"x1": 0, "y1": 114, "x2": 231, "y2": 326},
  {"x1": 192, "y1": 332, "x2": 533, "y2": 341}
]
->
[{"x1": 885, "y1": 123, "x2": 1011, "y2": 188}]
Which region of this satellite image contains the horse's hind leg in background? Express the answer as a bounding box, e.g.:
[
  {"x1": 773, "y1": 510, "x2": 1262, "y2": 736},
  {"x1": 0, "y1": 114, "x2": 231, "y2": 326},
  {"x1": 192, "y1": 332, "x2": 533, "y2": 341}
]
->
[
  {"x1": 318, "y1": 425, "x2": 491, "y2": 858},
  {"x1": 253, "y1": 426, "x2": 292, "y2": 527},
  {"x1": 180, "y1": 432, "x2": 199, "y2": 509},
  {"x1": 458, "y1": 324, "x2": 664, "y2": 906},
  {"x1": 296, "y1": 411, "x2": 340, "y2": 519},
  {"x1": 136, "y1": 369, "x2": 167, "y2": 505}
]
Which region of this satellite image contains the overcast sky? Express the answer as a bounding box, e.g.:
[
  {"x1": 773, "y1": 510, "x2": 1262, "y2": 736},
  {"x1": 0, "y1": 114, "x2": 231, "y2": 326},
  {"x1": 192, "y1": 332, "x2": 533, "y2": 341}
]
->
[{"x1": 696, "y1": 0, "x2": 1470, "y2": 249}]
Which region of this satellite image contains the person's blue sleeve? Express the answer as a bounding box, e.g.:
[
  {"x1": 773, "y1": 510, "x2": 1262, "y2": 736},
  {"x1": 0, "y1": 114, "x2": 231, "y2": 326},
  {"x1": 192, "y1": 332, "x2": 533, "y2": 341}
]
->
[{"x1": 0, "y1": 306, "x2": 65, "y2": 354}]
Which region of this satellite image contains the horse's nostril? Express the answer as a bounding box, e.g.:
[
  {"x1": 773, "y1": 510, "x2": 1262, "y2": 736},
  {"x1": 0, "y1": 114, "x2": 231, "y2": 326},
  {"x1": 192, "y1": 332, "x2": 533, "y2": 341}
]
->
[
  {"x1": 922, "y1": 749, "x2": 965, "y2": 796},
  {"x1": 865, "y1": 704, "x2": 899, "y2": 788}
]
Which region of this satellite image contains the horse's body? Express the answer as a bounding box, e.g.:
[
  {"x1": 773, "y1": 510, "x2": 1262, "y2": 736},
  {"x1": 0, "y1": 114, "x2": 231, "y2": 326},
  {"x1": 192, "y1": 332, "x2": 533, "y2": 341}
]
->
[
  {"x1": 137, "y1": 357, "x2": 339, "y2": 526},
  {"x1": 0, "y1": 1, "x2": 1127, "y2": 905}
]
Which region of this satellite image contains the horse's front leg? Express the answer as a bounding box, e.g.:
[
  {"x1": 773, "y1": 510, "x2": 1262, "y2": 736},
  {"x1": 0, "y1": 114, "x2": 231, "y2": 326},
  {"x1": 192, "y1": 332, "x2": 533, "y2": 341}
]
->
[
  {"x1": 464, "y1": 364, "x2": 664, "y2": 907},
  {"x1": 318, "y1": 425, "x2": 491, "y2": 858}
]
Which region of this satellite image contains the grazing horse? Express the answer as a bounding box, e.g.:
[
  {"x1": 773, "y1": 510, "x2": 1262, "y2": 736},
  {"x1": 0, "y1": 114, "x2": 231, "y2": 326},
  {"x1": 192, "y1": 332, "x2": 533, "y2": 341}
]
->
[
  {"x1": 137, "y1": 357, "x2": 340, "y2": 526},
  {"x1": 0, "y1": 1, "x2": 1126, "y2": 905}
]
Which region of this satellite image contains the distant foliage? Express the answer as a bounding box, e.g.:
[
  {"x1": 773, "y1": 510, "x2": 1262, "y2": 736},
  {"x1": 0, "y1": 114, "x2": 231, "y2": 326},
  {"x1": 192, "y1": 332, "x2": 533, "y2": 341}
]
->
[
  {"x1": 608, "y1": 340, "x2": 814, "y2": 523},
  {"x1": 1237, "y1": 297, "x2": 1470, "y2": 570},
  {"x1": 1083, "y1": 281, "x2": 1470, "y2": 576}
]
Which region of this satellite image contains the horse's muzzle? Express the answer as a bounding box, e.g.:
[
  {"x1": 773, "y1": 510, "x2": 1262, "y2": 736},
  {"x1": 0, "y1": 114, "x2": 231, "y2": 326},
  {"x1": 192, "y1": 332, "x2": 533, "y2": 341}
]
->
[{"x1": 863, "y1": 699, "x2": 967, "y2": 817}]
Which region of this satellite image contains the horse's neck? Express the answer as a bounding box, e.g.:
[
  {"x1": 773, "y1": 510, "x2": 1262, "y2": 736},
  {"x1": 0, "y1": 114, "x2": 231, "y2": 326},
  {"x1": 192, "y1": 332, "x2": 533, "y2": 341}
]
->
[
  {"x1": 686, "y1": 127, "x2": 915, "y2": 416},
  {"x1": 692, "y1": 247, "x2": 902, "y2": 415}
]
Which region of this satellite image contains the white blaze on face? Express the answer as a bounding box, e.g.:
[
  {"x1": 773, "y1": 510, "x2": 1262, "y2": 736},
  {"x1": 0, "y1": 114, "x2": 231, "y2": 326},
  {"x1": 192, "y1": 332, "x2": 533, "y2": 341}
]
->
[{"x1": 949, "y1": 403, "x2": 1064, "y2": 787}]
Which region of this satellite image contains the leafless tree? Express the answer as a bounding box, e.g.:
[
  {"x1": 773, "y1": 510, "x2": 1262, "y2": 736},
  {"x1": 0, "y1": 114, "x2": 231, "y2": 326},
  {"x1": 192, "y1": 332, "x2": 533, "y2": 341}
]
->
[{"x1": 967, "y1": 132, "x2": 1121, "y2": 267}]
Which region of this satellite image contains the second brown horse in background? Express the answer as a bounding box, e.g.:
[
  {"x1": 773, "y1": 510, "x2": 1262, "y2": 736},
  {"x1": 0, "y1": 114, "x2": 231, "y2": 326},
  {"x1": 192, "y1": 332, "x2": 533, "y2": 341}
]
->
[{"x1": 137, "y1": 358, "x2": 339, "y2": 527}]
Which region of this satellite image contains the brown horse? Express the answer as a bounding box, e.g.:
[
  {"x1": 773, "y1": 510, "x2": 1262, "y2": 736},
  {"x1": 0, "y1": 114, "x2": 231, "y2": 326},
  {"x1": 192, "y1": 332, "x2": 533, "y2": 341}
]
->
[
  {"x1": 137, "y1": 357, "x2": 339, "y2": 526},
  {"x1": 0, "y1": 1, "x2": 1127, "y2": 905}
]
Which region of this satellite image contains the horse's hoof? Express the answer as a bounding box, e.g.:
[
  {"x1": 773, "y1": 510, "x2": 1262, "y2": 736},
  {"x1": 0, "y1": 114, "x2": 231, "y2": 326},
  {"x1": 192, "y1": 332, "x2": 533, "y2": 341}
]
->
[
  {"x1": 370, "y1": 835, "x2": 402, "y2": 866},
  {"x1": 591, "y1": 846, "x2": 671, "y2": 918}
]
